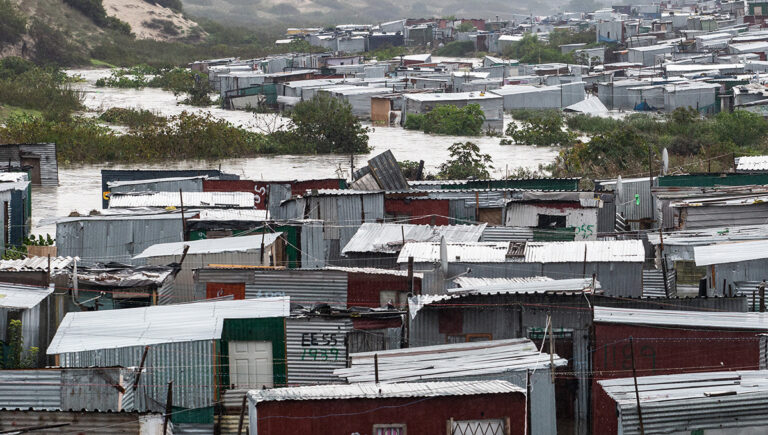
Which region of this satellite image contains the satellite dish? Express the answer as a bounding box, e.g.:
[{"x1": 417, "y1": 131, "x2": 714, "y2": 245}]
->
[
  {"x1": 662, "y1": 148, "x2": 669, "y2": 176},
  {"x1": 616, "y1": 175, "x2": 623, "y2": 203}
]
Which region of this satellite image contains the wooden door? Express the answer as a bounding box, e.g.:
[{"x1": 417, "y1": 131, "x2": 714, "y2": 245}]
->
[{"x1": 21, "y1": 157, "x2": 41, "y2": 185}]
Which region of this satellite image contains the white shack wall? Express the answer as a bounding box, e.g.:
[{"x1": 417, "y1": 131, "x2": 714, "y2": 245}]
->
[{"x1": 505, "y1": 204, "x2": 599, "y2": 240}]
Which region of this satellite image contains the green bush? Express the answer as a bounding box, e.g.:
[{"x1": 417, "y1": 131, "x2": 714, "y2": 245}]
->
[
  {"x1": 283, "y1": 94, "x2": 371, "y2": 154},
  {"x1": 404, "y1": 104, "x2": 485, "y2": 136},
  {"x1": 63, "y1": 0, "x2": 109, "y2": 26},
  {"x1": 0, "y1": 0, "x2": 27, "y2": 45},
  {"x1": 29, "y1": 20, "x2": 89, "y2": 66},
  {"x1": 435, "y1": 41, "x2": 475, "y2": 57},
  {"x1": 437, "y1": 141, "x2": 493, "y2": 179},
  {"x1": 144, "y1": 0, "x2": 183, "y2": 11},
  {"x1": 504, "y1": 111, "x2": 577, "y2": 146},
  {"x1": 99, "y1": 107, "x2": 166, "y2": 129},
  {"x1": 0, "y1": 63, "x2": 83, "y2": 121}
]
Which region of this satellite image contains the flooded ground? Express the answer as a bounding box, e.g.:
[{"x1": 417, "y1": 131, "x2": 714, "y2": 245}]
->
[{"x1": 31, "y1": 70, "x2": 559, "y2": 235}]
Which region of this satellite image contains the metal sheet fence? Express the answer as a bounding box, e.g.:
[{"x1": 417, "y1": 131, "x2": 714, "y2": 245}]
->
[{"x1": 286, "y1": 317, "x2": 352, "y2": 385}]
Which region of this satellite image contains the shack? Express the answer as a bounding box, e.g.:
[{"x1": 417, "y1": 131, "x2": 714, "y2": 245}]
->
[
  {"x1": 48, "y1": 298, "x2": 291, "y2": 430},
  {"x1": 109, "y1": 191, "x2": 255, "y2": 209},
  {"x1": 399, "y1": 240, "x2": 645, "y2": 296},
  {"x1": 505, "y1": 191, "x2": 616, "y2": 239},
  {"x1": 490, "y1": 82, "x2": 586, "y2": 110},
  {"x1": 134, "y1": 233, "x2": 284, "y2": 302},
  {"x1": 694, "y1": 239, "x2": 768, "y2": 297},
  {"x1": 335, "y1": 339, "x2": 566, "y2": 435},
  {"x1": 402, "y1": 92, "x2": 504, "y2": 131},
  {"x1": 0, "y1": 143, "x2": 58, "y2": 185},
  {"x1": 101, "y1": 169, "x2": 237, "y2": 208},
  {"x1": 70, "y1": 263, "x2": 178, "y2": 308},
  {"x1": 248, "y1": 381, "x2": 527, "y2": 435},
  {"x1": 341, "y1": 222, "x2": 485, "y2": 268},
  {"x1": 0, "y1": 283, "x2": 54, "y2": 366},
  {"x1": 53, "y1": 212, "x2": 184, "y2": 264},
  {"x1": 595, "y1": 370, "x2": 768, "y2": 435}
]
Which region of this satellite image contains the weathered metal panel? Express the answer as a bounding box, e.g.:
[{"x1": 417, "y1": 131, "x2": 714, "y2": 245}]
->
[
  {"x1": 286, "y1": 317, "x2": 352, "y2": 385},
  {"x1": 481, "y1": 226, "x2": 534, "y2": 242},
  {"x1": 56, "y1": 216, "x2": 184, "y2": 265},
  {"x1": 449, "y1": 198, "x2": 476, "y2": 224},
  {"x1": 597, "y1": 178, "x2": 655, "y2": 231},
  {"x1": 300, "y1": 221, "x2": 325, "y2": 268},
  {"x1": 109, "y1": 178, "x2": 204, "y2": 195},
  {"x1": 61, "y1": 368, "x2": 123, "y2": 412},
  {"x1": 642, "y1": 268, "x2": 676, "y2": 297},
  {"x1": 367, "y1": 150, "x2": 409, "y2": 190},
  {"x1": 101, "y1": 169, "x2": 231, "y2": 208},
  {"x1": 246, "y1": 270, "x2": 348, "y2": 307},
  {"x1": 0, "y1": 143, "x2": 58, "y2": 186},
  {"x1": 60, "y1": 340, "x2": 214, "y2": 411},
  {"x1": 337, "y1": 196, "x2": 363, "y2": 252},
  {"x1": 193, "y1": 268, "x2": 254, "y2": 300},
  {"x1": 0, "y1": 410, "x2": 154, "y2": 434},
  {"x1": 267, "y1": 183, "x2": 292, "y2": 217},
  {"x1": 681, "y1": 204, "x2": 768, "y2": 229},
  {"x1": 0, "y1": 370, "x2": 61, "y2": 410}
]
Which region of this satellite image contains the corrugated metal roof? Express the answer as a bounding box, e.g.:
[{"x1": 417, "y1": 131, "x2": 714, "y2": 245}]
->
[
  {"x1": 109, "y1": 192, "x2": 254, "y2": 208},
  {"x1": 737, "y1": 155, "x2": 768, "y2": 171},
  {"x1": 188, "y1": 209, "x2": 269, "y2": 221},
  {"x1": 449, "y1": 277, "x2": 600, "y2": 295},
  {"x1": 693, "y1": 239, "x2": 768, "y2": 266},
  {"x1": 397, "y1": 242, "x2": 510, "y2": 263},
  {"x1": 342, "y1": 223, "x2": 486, "y2": 254},
  {"x1": 335, "y1": 339, "x2": 566, "y2": 383},
  {"x1": 134, "y1": 233, "x2": 282, "y2": 259},
  {"x1": 0, "y1": 284, "x2": 53, "y2": 309},
  {"x1": 593, "y1": 306, "x2": 768, "y2": 330},
  {"x1": 47, "y1": 297, "x2": 290, "y2": 354},
  {"x1": 454, "y1": 276, "x2": 552, "y2": 287},
  {"x1": 0, "y1": 256, "x2": 75, "y2": 271},
  {"x1": 107, "y1": 175, "x2": 208, "y2": 188},
  {"x1": 599, "y1": 370, "x2": 768, "y2": 435},
  {"x1": 522, "y1": 240, "x2": 645, "y2": 263},
  {"x1": 0, "y1": 172, "x2": 28, "y2": 182},
  {"x1": 398, "y1": 240, "x2": 644, "y2": 264},
  {"x1": 366, "y1": 150, "x2": 409, "y2": 191},
  {"x1": 648, "y1": 225, "x2": 768, "y2": 247},
  {"x1": 324, "y1": 266, "x2": 423, "y2": 278},
  {"x1": 249, "y1": 380, "x2": 523, "y2": 403}
]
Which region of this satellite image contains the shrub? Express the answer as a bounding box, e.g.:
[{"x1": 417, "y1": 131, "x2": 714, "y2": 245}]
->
[
  {"x1": 0, "y1": 63, "x2": 83, "y2": 121},
  {"x1": 283, "y1": 94, "x2": 371, "y2": 154},
  {"x1": 435, "y1": 41, "x2": 475, "y2": 57},
  {"x1": 99, "y1": 108, "x2": 166, "y2": 129},
  {"x1": 437, "y1": 141, "x2": 493, "y2": 179},
  {"x1": 29, "y1": 20, "x2": 89, "y2": 66},
  {"x1": 0, "y1": 0, "x2": 27, "y2": 45},
  {"x1": 63, "y1": 0, "x2": 109, "y2": 26},
  {"x1": 504, "y1": 110, "x2": 576, "y2": 146},
  {"x1": 404, "y1": 104, "x2": 485, "y2": 136}
]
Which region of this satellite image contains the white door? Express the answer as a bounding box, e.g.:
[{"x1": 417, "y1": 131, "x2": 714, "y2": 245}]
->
[{"x1": 228, "y1": 340, "x2": 273, "y2": 389}]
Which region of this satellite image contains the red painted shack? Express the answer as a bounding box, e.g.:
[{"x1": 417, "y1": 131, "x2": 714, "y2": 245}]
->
[
  {"x1": 248, "y1": 381, "x2": 526, "y2": 435},
  {"x1": 384, "y1": 196, "x2": 451, "y2": 225},
  {"x1": 204, "y1": 178, "x2": 344, "y2": 210},
  {"x1": 591, "y1": 306, "x2": 768, "y2": 434}
]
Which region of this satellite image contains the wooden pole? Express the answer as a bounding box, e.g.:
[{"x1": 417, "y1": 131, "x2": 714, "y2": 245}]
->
[
  {"x1": 629, "y1": 337, "x2": 646, "y2": 435},
  {"x1": 237, "y1": 394, "x2": 247, "y2": 435},
  {"x1": 179, "y1": 189, "x2": 187, "y2": 241},
  {"x1": 374, "y1": 353, "x2": 379, "y2": 384},
  {"x1": 548, "y1": 314, "x2": 555, "y2": 383},
  {"x1": 133, "y1": 346, "x2": 149, "y2": 391},
  {"x1": 163, "y1": 380, "x2": 173, "y2": 435},
  {"x1": 407, "y1": 256, "x2": 415, "y2": 295}
]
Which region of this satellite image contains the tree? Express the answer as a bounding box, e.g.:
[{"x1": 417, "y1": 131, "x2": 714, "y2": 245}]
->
[
  {"x1": 438, "y1": 141, "x2": 493, "y2": 179},
  {"x1": 458, "y1": 21, "x2": 476, "y2": 32},
  {"x1": 286, "y1": 94, "x2": 370, "y2": 154},
  {"x1": 3, "y1": 319, "x2": 39, "y2": 369},
  {"x1": 0, "y1": 0, "x2": 27, "y2": 45}
]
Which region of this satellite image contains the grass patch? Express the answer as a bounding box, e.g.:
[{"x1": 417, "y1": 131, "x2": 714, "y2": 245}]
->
[{"x1": 89, "y1": 58, "x2": 118, "y2": 68}]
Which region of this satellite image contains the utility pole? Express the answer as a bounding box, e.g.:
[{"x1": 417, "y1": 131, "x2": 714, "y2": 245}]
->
[{"x1": 629, "y1": 337, "x2": 646, "y2": 435}]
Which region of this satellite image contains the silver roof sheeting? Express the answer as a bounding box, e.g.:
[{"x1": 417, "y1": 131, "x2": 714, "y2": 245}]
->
[
  {"x1": 0, "y1": 256, "x2": 75, "y2": 271},
  {"x1": 521, "y1": 240, "x2": 645, "y2": 263},
  {"x1": 647, "y1": 225, "x2": 768, "y2": 246},
  {"x1": 134, "y1": 233, "x2": 282, "y2": 259},
  {"x1": 47, "y1": 297, "x2": 290, "y2": 354},
  {"x1": 398, "y1": 242, "x2": 509, "y2": 263},
  {"x1": 0, "y1": 284, "x2": 52, "y2": 309},
  {"x1": 335, "y1": 338, "x2": 566, "y2": 383},
  {"x1": 249, "y1": 380, "x2": 523, "y2": 403},
  {"x1": 107, "y1": 175, "x2": 208, "y2": 188},
  {"x1": 599, "y1": 370, "x2": 768, "y2": 435},
  {"x1": 693, "y1": 239, "x2": 768, "y2": 266},
  {"x1": 737, "y1": 155, "x2": 768, "y2": 171},
  {"x1": 324, "y1": 266, "x2": 423, "y2": 278},
  {"x1": 448, "y1": 277, "x2": 600, "y2": 295},
  {"x1": 109, "y1": 192, "x2": 254, "y2": 208},
  {"x1": 593, "y1": 306, "x2": 768, "y2": 330},
  {"x1": 398, "y1": 240, "x2": 644, "y2": 264},
  {"x1": 188, "y1": 209, "x2": 269, "y2": 221},
  {"x1": 342, "y1": 223, "x2": 486, "y2": 254}
]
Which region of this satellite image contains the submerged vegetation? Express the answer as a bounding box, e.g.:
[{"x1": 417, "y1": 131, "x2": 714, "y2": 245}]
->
[
  {"x1": 96, "y1": 66, "x2": 215, "y2": 106},
  {"x1": 0, "y1": 58, "x2": 83, "y2": 122},
  {"x1": 404, "y1": 104, "x2": 486, "y2": 136}
]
